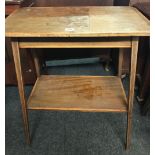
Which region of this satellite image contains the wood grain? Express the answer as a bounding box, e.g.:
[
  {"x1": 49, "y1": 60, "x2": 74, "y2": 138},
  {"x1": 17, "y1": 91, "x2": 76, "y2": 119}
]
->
[
  {"x1": 5, "y1": 7, "x2": 149, "y2": 37},
  {"x1": 126, "y1": 37, "x2": 139, "y2": 149},
  {"x1": 11, "y1": 39, "x2": 30, "y2": 144},
  {"x1": 31, "y1": 49, "x2": 40, "y2": 77},
  {"x1": 27, "y1": 75, "x2": 127, "y2": 112},
  {"x1": 19, "y1": 37, "x2": 132, "y2": 48},
  {"x1": 6, "y1": 6, "x2": 149, "y2": 148},
  {"x1": 118, "y1": 48, "x2": 124, "y2": 77}
]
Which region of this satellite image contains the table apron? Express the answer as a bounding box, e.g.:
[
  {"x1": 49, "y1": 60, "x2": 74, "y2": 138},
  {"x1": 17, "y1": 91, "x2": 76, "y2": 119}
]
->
[{"x1": 18, "y1": 37, "x2": 132, "y2": 49}]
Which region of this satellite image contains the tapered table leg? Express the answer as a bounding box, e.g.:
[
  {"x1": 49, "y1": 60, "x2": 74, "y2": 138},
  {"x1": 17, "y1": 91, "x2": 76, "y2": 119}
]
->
[
  {"x1": 126, "y1": 37, "x2": 139, "y2": 149},
  {"x1": 31, "y1": 49, "x2": 40, "y2": 77},
  {"x1": 118, "y1": 48, "x2": 123, "y2": 77},
  {"x1": 11, "y1": 38, "x2": 31, "y2": 144}
]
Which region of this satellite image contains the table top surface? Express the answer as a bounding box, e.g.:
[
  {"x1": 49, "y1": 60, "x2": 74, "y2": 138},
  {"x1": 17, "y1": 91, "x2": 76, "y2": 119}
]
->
[{"x1": 5, "y1": 6, "x2": 150, "y2": 37}]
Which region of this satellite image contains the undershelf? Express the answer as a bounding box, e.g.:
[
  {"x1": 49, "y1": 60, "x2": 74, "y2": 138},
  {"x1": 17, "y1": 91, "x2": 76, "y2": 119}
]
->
[{"x1": 27, "y1": 75, "x2": 127, "y2": 112}]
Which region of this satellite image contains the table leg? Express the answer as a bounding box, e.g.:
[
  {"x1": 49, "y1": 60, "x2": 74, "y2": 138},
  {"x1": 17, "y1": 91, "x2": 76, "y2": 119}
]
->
[
  {"x1": 11, "y1": 38, "x2": 31, "y2": 144},
  {"x1": 31, "y1": 49, "x2": 40, "y2": 77},
  {"x1": 118, "y1": 48, "x2": 123, "y2": 77},
  {"x1": 126, "y1": 37, "x2": 139, "y2": 149}
]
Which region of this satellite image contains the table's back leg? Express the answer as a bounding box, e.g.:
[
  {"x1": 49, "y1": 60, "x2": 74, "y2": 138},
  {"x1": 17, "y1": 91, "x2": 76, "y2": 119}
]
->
[
  {"x1": 11, "y1": 38, "x2": 31, "y2": 144},
  {"x1": 118, "y1": 48, "x2": 123, "y2": 77},
  {"x1": 31, "y1": 49, "x2": 40, "y2": 77},
  {"x1": 126, "y1": 37, "x2": 139, "y2": 149}
]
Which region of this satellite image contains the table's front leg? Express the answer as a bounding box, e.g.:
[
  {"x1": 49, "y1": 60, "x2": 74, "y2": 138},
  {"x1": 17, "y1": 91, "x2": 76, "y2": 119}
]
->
[
  {"x1": 11, "y1": 38, "x2": 30, "y2": 144},
  {"x1": 126, "y1": 37, "x2": 139, "y2": 149}
]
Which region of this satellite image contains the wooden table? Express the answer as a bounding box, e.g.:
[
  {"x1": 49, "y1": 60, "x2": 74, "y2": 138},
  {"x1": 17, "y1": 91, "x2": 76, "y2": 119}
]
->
[{"x1": 5, "y1": 6, "x2": 149, "y2": 149}]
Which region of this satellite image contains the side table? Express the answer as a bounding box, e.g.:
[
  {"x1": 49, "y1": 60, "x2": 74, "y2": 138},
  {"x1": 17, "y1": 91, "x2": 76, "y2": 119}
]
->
[{"x1": 5, "y1": 6, "x2": 150, "y2": 149}]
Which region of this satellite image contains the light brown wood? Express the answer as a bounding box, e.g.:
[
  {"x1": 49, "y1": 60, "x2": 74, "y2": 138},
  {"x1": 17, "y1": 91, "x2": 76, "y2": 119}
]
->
[
  {"x1": 118, "y1": 48, "x2": 124, "y2": 77},
  {"x1": 31, "y1": 49, "x2": 40, "y2": 77},
  {"x1": 126, "y1": 37, "x2": 139, "y2": 149},
  {"x1": 11, "y1": 39, "x2": 30, "y2": 144},
  {"x1": 6, "y1": 6, "x2": 150, "y2": 149},
  {"x1": 27, "y1": 75, "x2": 127, "y2": 112},
  {"x1": 19, "y1": 38, "x2": 131, "y2": 48},
  {"x1": 19, "y1": 41, "x2": 131, "y2": 48},
  {"x1": 5, "y1": 7, "x2": 149, "y2": 37}
]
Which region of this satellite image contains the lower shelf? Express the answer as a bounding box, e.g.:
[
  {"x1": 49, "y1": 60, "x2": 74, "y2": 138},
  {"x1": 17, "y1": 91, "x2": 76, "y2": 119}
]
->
[{"x1": 27, "y1": 75, "x2": 127, "y2": 112}]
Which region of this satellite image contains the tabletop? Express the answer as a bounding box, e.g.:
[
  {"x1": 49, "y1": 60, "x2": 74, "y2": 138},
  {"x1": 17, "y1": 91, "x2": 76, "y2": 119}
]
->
[{"x1": 5, "y1": 6, "x2": 150, "y2": 37}]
